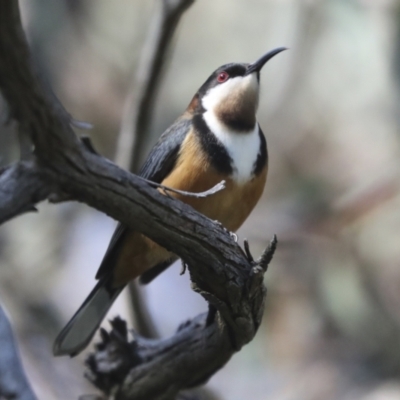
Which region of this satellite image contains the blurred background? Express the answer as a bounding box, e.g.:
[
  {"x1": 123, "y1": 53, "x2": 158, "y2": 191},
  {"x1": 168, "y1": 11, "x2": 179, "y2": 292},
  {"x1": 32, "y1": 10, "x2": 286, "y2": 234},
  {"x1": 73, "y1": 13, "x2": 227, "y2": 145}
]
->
[{"x1": 1, "y1": 0, "x2": 400, "y2": 399}]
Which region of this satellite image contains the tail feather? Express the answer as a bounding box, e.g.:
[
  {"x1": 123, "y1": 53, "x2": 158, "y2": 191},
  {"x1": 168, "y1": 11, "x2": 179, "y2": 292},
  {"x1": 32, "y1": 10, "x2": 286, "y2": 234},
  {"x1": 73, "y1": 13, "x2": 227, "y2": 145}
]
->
[{"x1": 53, "y1": 276, "x2": 124, "y2": 357}]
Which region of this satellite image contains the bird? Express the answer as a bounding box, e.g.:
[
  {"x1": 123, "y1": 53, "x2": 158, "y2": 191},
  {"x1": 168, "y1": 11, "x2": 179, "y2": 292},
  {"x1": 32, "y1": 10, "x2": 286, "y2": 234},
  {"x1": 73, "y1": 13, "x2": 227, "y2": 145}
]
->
[{"x1": 53, "y1": 47, "x2": 287, "y2": 356}]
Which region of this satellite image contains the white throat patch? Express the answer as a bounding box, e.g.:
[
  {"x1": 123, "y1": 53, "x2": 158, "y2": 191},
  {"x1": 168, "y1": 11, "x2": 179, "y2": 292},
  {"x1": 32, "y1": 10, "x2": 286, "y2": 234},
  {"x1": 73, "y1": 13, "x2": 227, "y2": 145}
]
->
[
  {"x1": 203, "y1": 110, "x2": 260, "y2": 183},
  {"x1": 201, "y1": 73, "x2": 261, "y2": 183},
  {"x1": 201, "y1": 74, "x2": 259, "y2": 111}
]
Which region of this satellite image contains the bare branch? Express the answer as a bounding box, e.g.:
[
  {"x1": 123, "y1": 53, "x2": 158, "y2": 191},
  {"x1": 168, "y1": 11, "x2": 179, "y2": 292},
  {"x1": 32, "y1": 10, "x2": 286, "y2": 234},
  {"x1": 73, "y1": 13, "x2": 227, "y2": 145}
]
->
[
  {"x1": 0, "y1": 305, "x2": 38, "y2": 400},
  {"x1": 126, "y1": 282, "x2": 159, "y2": 340},
  {"x1": 116, "y1": 0, "x2": 195, "y2": 171}
]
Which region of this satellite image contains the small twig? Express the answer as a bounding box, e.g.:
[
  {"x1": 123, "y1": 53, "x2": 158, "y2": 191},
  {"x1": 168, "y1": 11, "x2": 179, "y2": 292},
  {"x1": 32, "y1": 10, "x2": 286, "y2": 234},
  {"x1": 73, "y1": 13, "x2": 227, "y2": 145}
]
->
[
  {"x1": 127, "y1": 282, "x2": 159, "y2": 339},
  {"x1": 0, "y1": 304, "x2": 38, "y2": 400},
  {"x1": 243, "y1": 235, "x2": 278, "y2": 272},
  {"x1": 146, "y1": 179, "x2": 225, "y2": 199},
  {"x1": 243, "y1": 239, "x2": 254, "y2": 263},
  {"x1": 255, "y1": 234, "x2": 278, "y2": 272}
]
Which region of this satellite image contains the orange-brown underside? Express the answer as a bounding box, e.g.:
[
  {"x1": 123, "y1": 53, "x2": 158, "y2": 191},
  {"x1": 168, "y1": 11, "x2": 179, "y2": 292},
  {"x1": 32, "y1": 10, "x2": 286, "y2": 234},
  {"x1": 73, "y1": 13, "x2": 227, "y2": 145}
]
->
[{"x1": 112, "y1": 129, "x2": 267, "y2": 286}]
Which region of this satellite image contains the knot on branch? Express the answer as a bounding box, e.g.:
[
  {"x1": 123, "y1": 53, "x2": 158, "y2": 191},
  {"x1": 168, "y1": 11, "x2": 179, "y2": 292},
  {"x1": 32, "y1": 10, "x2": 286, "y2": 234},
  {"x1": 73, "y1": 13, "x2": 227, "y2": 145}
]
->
[
  {"x1": 84, "y1": 313, "x2": 218, "y2": 400},
  {"x1": 85, "y1": 317, "x2": 140, "y2": 394}
]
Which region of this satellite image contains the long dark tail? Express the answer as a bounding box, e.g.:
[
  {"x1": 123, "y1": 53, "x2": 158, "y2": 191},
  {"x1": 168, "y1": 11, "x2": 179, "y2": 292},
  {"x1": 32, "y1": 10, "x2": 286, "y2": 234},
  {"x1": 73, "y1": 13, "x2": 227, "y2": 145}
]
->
[{"x1": 53, "y1": 275, "x2": 124, "y2": 357}]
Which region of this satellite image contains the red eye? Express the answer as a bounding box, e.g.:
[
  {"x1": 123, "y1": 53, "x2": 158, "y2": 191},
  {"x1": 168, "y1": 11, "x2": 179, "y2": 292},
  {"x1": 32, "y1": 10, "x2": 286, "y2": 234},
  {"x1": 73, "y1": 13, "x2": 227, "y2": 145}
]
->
[{"x1": 217, "y1": 71, "x2": 229, "y2": 83}]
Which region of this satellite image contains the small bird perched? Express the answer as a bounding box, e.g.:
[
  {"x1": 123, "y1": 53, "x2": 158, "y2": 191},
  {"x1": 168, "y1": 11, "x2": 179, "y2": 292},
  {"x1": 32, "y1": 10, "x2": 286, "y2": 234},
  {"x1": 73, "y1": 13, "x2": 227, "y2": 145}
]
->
[{"x1": 53, "y1": 47, "x2": 287, "y2": 356}]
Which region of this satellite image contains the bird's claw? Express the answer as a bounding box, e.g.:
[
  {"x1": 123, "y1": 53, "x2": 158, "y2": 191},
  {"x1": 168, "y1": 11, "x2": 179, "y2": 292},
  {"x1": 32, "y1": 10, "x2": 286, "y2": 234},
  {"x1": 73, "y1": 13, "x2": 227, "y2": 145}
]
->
[
  {"x1": 213, "y1": 220, "x2": 238, "y2": 242},
  {"x1": 180, "y1": 260, "x2": 187, "y2": 276}
]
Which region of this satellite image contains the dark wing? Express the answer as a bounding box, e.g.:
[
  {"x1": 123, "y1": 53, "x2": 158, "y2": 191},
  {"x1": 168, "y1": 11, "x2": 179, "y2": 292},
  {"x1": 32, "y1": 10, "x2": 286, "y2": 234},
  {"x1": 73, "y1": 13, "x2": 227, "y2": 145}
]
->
[
  {"x1": 138, "y1": 117, "x2": 191, "y2": 180},
  {"x1": 95, "y1": 117, "x2": 191, "y2": 280}
]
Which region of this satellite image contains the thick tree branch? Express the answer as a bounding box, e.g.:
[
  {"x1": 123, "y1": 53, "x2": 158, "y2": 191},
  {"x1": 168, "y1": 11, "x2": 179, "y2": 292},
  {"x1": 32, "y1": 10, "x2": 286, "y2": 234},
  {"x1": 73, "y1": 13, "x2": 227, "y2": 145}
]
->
[
  {"x1": 0, "y1": 1, "x2": 275, "y2": 399},
  {"x1": 0, "y1": 305, "x2": 38, "y2": 400}
]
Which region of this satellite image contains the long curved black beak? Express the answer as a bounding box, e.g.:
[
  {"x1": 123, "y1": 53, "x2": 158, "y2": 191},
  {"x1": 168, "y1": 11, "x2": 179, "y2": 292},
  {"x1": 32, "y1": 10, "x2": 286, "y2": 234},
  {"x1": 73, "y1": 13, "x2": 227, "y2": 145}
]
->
[{"x1": 245, "y1": 47, "x2": 287, "y2": 75}]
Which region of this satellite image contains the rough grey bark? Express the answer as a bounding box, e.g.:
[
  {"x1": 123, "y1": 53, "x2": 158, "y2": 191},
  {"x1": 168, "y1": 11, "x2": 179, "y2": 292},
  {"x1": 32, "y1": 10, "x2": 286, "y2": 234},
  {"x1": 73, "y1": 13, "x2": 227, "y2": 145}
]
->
[{"x1": 0, "y1": 1, "x2": 276, "y2": 399}]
